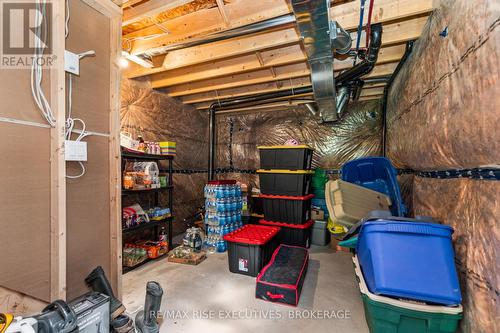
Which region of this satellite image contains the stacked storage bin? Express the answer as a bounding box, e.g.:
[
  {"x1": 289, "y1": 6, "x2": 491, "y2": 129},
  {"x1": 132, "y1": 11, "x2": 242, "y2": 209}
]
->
[
  {"x1": 256, "y1": 145, "x2": 315, "y2": 247},
  {"x1": 204, "y1": 180, "x2": 243, "y2": 252},
  {"x1": 333, "y1": 157, "x2": 462, "y2": 333},
  {"x1": 353, "y1": 256, "x2": 463, "y2": 333}
]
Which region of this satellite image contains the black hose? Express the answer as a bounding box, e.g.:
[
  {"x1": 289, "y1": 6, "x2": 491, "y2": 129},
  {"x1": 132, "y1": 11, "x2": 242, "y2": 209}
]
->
[{"x1": 336, "y1": 23, "x2": 383, "y2": 85}]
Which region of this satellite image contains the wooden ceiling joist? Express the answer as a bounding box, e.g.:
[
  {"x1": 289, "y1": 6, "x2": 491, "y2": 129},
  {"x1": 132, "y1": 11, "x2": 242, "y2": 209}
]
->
[
  {"x1": 148, "y1": 44, "x2": 305, "y2": 87},
  {"x1": 126, "y1": 1, "x2": 291, "y2": 54},
  {"x1": 196, "y1": 98, "x2": 314, "y2": 111},
  {"x1": 360, "y1": 87, "x2": 385, "y2": 97},
  {"x1": 155, "y1": 50, "x2": 398, "y2": 96},
  {"x1": 160, "y1": 62, "x2": 311, "y2": 95},
  {"x1": 148, "y1": 43, "x2": 405, "y2": 88},
  {"x1": 358, "y1": 95, "x2": 384, "y2": 101},
  {"x1": 129, "y1": 14, "x2": 427, "y2": 80},
  {"x1": 180, "y1": 77, "x2": 313, "y2": 104},
  {"x1": 128, "y1": 0, "x2": 432, "y2": 56},
  {"x1": 121, "y1": 0, "x2": 434, "y2": 109},
  {"x1": 122, "y1": 0, "x2": 193, "y2": 26}
]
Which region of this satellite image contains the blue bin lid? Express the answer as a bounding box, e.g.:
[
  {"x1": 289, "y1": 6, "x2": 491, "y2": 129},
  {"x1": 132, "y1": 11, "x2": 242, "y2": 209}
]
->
[
  {"x1": 341, "y1": 157, "x2": 406, "y2": 217},
  {"x1": 359, "y1": 220, "x2": 454, "y2": 238}
]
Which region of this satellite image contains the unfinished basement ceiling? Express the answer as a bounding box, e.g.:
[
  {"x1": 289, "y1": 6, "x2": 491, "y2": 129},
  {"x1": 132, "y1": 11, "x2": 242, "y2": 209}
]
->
[{"x1": 121, "y1": 0, "x2": 435, "y2": 111}]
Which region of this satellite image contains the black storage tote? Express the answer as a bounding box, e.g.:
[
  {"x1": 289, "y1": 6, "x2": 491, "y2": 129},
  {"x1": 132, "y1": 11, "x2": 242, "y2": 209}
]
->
[
  {"x1": 256, "y1": 244, "x2": 309, "y2": 306},
  {"x1": 257, "y1": 169, "x2": 313, "y2": 196},
  {"x1": 260, "y1": 193, "x2": 314, "y2": 225},
  {"x1": 258, "y1": 145, "x2": 314, "y2": 170},
  {"x1": 223, "y1": 224, "x2": 280, "y2": 277},
  {"x1": 259, "y1": 219, "x2": 313, "y2": 248}
]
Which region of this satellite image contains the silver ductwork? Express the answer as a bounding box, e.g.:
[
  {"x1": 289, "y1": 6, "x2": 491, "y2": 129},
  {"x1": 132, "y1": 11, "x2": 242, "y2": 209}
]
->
[
  {"x1": 291, "y1": 0, "x2": 338, "y2": 122},
  {"x1": 330, "y1": 21, "x2": 352, "y2": 55},
  {"x1": 291, "y1": 0, "x2": 353, "y2": 122}
]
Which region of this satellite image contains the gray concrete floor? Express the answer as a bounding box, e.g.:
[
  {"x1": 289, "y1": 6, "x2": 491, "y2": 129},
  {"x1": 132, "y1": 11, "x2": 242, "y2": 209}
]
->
[{"x1": 122, "y1": 246, "x2": 369, "y2": 333}]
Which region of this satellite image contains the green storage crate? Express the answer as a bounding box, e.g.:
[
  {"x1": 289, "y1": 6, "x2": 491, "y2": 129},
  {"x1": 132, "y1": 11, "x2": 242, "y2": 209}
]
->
[{"x1": 353, "y1": 256, "x2": 462, "y2": 333}]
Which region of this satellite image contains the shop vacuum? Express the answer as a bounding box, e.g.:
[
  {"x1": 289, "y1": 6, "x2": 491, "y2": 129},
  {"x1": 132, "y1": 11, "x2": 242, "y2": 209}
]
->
[{"x1": 1, "y1": 267, "x2": 164, "y2": 333}]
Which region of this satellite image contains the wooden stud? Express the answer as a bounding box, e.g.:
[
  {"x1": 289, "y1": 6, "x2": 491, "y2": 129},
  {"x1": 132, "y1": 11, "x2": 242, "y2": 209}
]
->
[
  {"x1": 50, "y1": 0, "x2": 67, "y2": 302},
  {"x1": 108, "y1": 10, "x2": 123, "y2": 298},
  {"x1": 255, "y1": 51, "x2": 265, "y2": 67},
  {"x1": 269, "y1": 66, "x2": 277, "y2": 78},
  {"x1": 216, "y1": 0, "x2": 231, "y2": 28}
]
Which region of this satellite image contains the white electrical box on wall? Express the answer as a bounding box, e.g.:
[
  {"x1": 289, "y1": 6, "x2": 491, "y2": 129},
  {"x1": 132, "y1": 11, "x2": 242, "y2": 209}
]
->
[
  {"x1": 64, "y1": 50, "x2": 80, "y2": 75},
  {"x1": 65, "y1": 140, "x2": 88, "y2": 161}
]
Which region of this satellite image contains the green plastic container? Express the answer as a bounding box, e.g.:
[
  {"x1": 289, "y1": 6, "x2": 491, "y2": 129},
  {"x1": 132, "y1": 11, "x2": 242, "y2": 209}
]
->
[
  {"x1": 353, "y1": 256, "x2": 462, "y2": 333},
  {"x1": 312, "y1": 189, "x2": 325, "y2": 199},
  {"x1": 312, "y1": 169, "x2": 328, "y2": 188}
]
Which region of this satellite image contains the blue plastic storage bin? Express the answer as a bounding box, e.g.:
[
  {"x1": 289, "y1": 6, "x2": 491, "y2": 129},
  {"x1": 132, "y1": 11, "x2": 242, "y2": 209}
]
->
[
  {"x1": 357, "y1": 220, "x2": 462, "y2": 306},
  {"x1": 341, "y1": 157, "x2": 406, "y2": 216}
]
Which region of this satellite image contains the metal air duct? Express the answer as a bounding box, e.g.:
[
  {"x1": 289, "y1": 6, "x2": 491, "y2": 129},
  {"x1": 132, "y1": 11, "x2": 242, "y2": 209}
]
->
[{"x1": 291, "y1": 0, "x2": 338, "y2": 122}]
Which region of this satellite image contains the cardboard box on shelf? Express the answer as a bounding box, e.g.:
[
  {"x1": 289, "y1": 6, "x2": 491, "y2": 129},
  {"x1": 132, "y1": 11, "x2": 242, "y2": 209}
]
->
[{"x1": 311, "y1": 208, "x2": 324, "y2": 220}]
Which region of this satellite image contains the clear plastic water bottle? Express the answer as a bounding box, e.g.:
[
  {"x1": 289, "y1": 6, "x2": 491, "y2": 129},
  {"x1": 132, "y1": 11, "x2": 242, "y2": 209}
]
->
[{"x1": 216, "y1": 240, "x2": 227, "y2": 252}]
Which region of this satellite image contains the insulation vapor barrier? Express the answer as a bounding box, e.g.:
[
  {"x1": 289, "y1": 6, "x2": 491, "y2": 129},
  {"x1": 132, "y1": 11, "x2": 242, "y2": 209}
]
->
[
  {"x1": 121, "y1": 79, "x2": 209, "y2": 234},
  {"x1": 386, "y1": 0, "x2": 500, "y2": 332},
  {"x1": 216, "y1": 100, "x2": 383, "y2": 188}
]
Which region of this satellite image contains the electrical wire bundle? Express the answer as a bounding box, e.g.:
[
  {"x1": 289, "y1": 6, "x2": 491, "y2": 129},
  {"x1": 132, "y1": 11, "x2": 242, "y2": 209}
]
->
[{"x1": 31, "y1": 0, "x2": 56, "y2": 126}]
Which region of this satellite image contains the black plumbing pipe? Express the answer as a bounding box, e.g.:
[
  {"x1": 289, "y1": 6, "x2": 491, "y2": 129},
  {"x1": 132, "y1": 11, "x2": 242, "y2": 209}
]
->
[
  {"x1": 207, "y1": 86, "x2": 314, "y2": 180},
  {"x1": 336, "y1": 23, "x2": 383, "y2": 86},
  {"x1": 381, "y1": 40, "x2": 415, "y2": 156}
]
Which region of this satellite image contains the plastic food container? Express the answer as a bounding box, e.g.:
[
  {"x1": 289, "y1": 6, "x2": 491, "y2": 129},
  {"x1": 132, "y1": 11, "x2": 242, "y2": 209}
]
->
[
  {"x1": 258, "y1": 145, "x2": 313, "y2": 170},
  {"x1": 260, "y1": 194, "x2": 314, "y2": 225},
  {"x1": 223, "y1": 224, "x2": 280, "y2": 277},
  {"x1": 353, "y1": 256, "x2": 462, "y2": 333},
  {"x1": 357, "y1": 220, "x2": 462, "y2": 306},
  {"x1": 257, "y1": 169, "x2": 313, "y2": 196},
  {"x1": 341, "y1": 157, "x2": 406, "y2": 216},
  {"x1": 259, "y1": 219, "x2": 313, "y2": 248}
]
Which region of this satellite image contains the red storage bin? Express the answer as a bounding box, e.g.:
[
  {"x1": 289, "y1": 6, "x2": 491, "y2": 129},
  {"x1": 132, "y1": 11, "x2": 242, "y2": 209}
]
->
[
  {"x1": 256, "y1": 244, "x2": 309, "y2": 306},
  {"x1": 224, "y1": 224, "x2": 280, "y2": 277}
]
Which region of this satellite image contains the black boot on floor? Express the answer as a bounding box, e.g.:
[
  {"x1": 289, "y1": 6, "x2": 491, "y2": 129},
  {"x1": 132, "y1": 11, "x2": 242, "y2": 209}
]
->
[
  {"x1": 135, "y1": 281, "x2": 163, "y2": 333},
  {"x1": 85, "y1": 266, "x2": 125, "y2": 320},
  {"x1": 111, "y1": 315, "x2": 135, "y2": 333}
]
